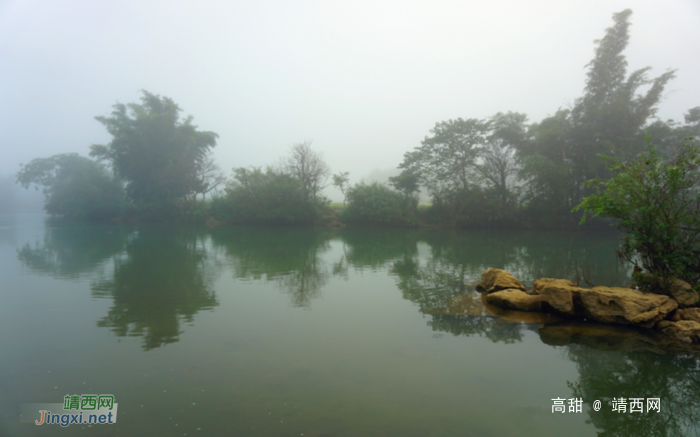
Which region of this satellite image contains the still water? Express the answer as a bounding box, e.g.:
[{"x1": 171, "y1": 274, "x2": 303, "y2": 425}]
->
[{"x1": 0, "y1": 213, "x2": 698, "y2": 436}]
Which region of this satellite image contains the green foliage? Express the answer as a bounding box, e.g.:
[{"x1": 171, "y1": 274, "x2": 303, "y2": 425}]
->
[
  {"x1": 332, "y1": 171, "x2": 350, "y2": 205},
  {"x1": 518, "y1": 9, "x2": 677, "y2": 223},
  {"x1": 341, "y1": 182, "x2": 416, "y2": 226},
  {"x1": 16, "y1": 154, "x2": 124, "y2": 219},
  {"x1": 574, "y1": 138, "x2": 700, "y2": 284},
  {"x1": 90, "y1": 90, "x2": 218, "y2": 216},
  {"x1": 211, "y1": 167, "x2": 323, "y2": 225}
]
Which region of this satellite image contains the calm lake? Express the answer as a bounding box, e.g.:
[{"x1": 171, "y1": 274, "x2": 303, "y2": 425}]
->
[{"x1": 1, "y1": 213, "x2": 698, "y2": 436}]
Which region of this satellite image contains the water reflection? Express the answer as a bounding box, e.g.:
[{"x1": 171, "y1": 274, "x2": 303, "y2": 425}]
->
[
  {"x1": 209, "y1": 227, "x2": 332, "y2": 307},
  {"x1": 91, "y1": 227, "x2": 219, "y2": 350},
  {"x1": 16, "y1": 223, "x2": 219, "y2": 350},
  {"x1": 17, "y1": 220, "x2": 128, "y2": 279},
  {"x1": 565, "y1": 345, "x2": 700, "y2": 436}
]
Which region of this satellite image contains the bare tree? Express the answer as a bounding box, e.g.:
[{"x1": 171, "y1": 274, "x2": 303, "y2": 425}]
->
[
  {"x1": 281, "y1": 141, "x2": 331, "y2": 202},
  {"x1": 332, "y1": 172, "x2": 350, "y2": 205},
  {"x1": 188, "y1": 153, "x2": 227, "y2": 205}
]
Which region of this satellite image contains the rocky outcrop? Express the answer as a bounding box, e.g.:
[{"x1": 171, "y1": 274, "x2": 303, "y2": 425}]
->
[
  {"x1": 471, "y1": 268, "x2": 699, "y2": 346},
  {"x1": 475, "y1": 269, "x2": 526, "y2": 294},
  {"x1": 486, "y1": 289, "x2": 544, "y2": 312},
  {"x1": 656, "y1": 320, "x2": 700, "y2": 345}
]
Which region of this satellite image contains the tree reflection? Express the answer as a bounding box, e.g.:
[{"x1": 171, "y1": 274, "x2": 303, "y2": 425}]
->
[
  {"x1": 210, "y1": 227, "x2": 332, "y2": 307},
  {"x1": 564, "y1": 344, "x2": 700, "y2": 436},
  {"x1": 92, "y1": 226, "x2": 218, "y2": 350},
  {"x1": 17, "y1": 221, "x2": 128, "y2": 279}
]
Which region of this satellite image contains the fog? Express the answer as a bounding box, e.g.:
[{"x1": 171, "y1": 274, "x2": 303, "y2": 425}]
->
[{"x1": 1, "y1": 0, "x2": 699, "y2": 202}]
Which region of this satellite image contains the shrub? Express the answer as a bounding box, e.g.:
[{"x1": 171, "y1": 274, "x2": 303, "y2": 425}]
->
[
  {"x1": 341, "y1": 182, "x2": 415, "y2": 226},
  {"x1": 210, "y1": 167, "x2": 323, "y2": 225},
  {"x1": 574, "y1": 138, "x2": 700, "y2": 286}
]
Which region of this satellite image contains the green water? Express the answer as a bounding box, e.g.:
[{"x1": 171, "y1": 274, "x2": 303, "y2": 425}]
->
[{"x1": 0, "y1": 213, "x2": 698, "y2": 436}]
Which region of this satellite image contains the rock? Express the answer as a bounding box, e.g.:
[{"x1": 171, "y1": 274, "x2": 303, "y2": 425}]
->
[
  {"x1": 668, "y1": 278, "x2": 700, "y2": 307},
  {"x1": 579, "y1": 286, "x2": 678, "y2": 328},
  {"x1": 476, "y1": 269, "x2": 526, "y2": 293},
  {"x1": 538, "y1": 280, "x2": 578, "y2": 315},
  {"x1": 670, "y1": 307, "x2": 700, "y2": 323},
  {"x1": 656, "y1": 320, "x2": 700, "y2": 344},
  {"x1": 532, "y1": 278, "x2": 577, "y2": 295},
  {"x1": 486, "y1": 288, "x2": 544, "y2": 312},
  {"x1": 536, "y1": 280, "x2": 678, "y2": 327}
]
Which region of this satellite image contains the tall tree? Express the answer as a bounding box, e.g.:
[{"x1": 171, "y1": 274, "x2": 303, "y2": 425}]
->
[
  {"x1": 569, "y1": 9, "x2": 676, "y2": 197},
  {"x1": 90, "y1": 91, "x2": 218, "y2": 214}
]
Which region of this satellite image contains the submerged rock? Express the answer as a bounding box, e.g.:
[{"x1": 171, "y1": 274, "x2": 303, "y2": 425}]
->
[
  {"x1": 486, "y1": 289, "x2": 543, "y2": 312},
  {"x1": 538, "y1": 322, "x2": 669, "y2": 354},
  {"x1": 656, "y1": 320, "x2": 700, "y2": 345},
  {"x1": 475, "y1": 269, "x2": 526, "y2": 294}
]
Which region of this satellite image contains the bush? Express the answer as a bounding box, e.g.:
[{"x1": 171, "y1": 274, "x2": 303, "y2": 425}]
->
[
  {"x1": 210, "y1": 167, "x2": 323, "y2": 225},
  {"x1": 574, "y1": 138, "x2": 700, "y2": 286},
  {"x1": 341, "y1": 182, "x2": 415, "y2": 226}
]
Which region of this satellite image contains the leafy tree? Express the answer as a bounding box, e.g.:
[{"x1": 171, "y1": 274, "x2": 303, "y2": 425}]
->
[
  {"x1": 280, "y1": 140, "x2": 330, "y2": 202},
  {"x1": 574, "y1": 138, "x2": 700, "y2": 285},
  {"x1": 518, "y1": 9, "x2": 677, "y2": 224},
  {"x1": 90, "y1": 91, "x2": 218, "y2": 215},
  {"x1": 211, "y1": 167, "x2": 322, "y2": 225},
  {"x1": 16, "y1": 153, "x2": 124, "y2": 219},
  {"x1": 399, "y1": 118, "x2": 487, "y2": 198},
  {"x1": 568, "y1": 9, "x2": 676, "y2": 198}
]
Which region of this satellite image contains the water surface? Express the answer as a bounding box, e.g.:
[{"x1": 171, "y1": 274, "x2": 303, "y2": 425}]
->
[{"x1": 1, "y1": 214, "x2": 698, "y2": 436}]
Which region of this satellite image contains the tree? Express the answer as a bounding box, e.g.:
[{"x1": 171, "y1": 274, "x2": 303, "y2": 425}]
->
[
  {"x1": 332, "y1": 171, "x2": 350, "y2": 205},
  {"x1": 568, "y1": 9, "x2": 676, "y2": 199},
  {"x1": 211, "y1": 167, "x2": 321, "y2": 225},
  {"x1": 574, "y1": 138, "x2": 700, "y2": 285},
  {"x1": 188, "y1": 153, "x2": 226, "y2": 205},
  {"x1": 475, "y1": 112, "x2": 528, "y2": 210},
  {"x1": 399, "y1": 118, "x2": 487, "y2": 199},
  {"x1": 280, "y1": 141, "x2": 330, "y2": 202},
  {"x1": 16, "y1": 153, "x2": 124, "y2": 219},
  {"x1": 90, "y1": 91, "x2": 218, "y2": 215},
  {"x1": 341, "y1": 182, "x2": 413, "y2": 226}
]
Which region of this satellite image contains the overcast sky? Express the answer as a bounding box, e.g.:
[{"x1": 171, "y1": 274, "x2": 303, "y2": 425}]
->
[{"x1": 1, "y1": 0, "x2": 699, "y2": 199}]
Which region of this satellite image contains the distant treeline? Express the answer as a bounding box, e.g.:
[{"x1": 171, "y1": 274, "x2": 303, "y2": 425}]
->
[{"x1": 13, "y1": 9, "x2": 700, "y2": 229}]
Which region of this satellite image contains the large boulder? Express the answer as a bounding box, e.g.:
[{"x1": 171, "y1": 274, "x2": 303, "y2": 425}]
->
[
  {"x1": 536, "y1": 280, "x2": 678, "y2": 327},
  {"x1": 476, "y1": 269, "x2": 526, "y2": 293},
  {"x1": 537, "y1": 279, "x2": 579, "y2": 315},
  {"x1": 579, "y1": 286, "x2": 678, "y2": 328},
  {"x1": 668, "y1": 278, "x2": 700, "y2": 307},
  {"x1": 486, "y1": 289, "x2": 544, "y2": 312},
  {"x1": 656, "y1": 320, "x2": 700, "y2": 344}
]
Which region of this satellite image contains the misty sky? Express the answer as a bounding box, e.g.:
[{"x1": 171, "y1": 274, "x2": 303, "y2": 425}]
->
[{"x1": 2, "y1": 0, "x2": 699, "y2": 200}]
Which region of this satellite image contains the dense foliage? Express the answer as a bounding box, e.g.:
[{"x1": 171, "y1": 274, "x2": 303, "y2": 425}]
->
[
  {"x1": 16, "y1": 154, "x2": 124, "y2": 219},
  {"x1": 90, "y1": 91, "x2": 219, "y2": 218},
  {"x1": 341, "y1": 182, "x2": 416, "y2": 226},
  {"x1": 211, "y1": 167, "x2": 324, "y2": 225},
  {"x1": 575, "y1": 139, "x2": 700, "y2": 285}
]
